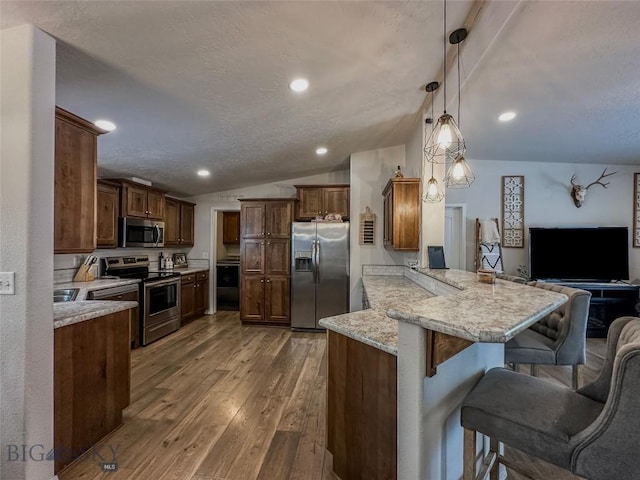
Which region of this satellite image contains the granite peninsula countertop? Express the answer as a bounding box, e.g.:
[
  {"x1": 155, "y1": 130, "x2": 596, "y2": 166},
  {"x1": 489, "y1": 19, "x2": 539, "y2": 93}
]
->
[
  {"x1": 54, "y1": 300, "x2": 138, "y2": 329},
  {"x1": 387, "y1": 268, "x2": 568, "y2": 343},
  {"x1": 54, "y1": 278, "x2": 140, "y2": 300},
  {"x1": 320, "y1": 274, "x2": 435, "y2": 356},
  {"x1": 320, "y1": 267, "x2": 569, "y2": 355}
]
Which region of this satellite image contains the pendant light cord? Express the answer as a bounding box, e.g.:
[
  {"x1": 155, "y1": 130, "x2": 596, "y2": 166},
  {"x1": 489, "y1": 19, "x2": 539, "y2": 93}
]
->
[
  {"x1": 457, "y1": 42, "x2": 461, "y2": 129},
  {"x1": 443, "y1": 0, "x2": 447, "y2": 114},
  {"x1": 431, "y1": 91, "x2": 435, "y2": 177}
]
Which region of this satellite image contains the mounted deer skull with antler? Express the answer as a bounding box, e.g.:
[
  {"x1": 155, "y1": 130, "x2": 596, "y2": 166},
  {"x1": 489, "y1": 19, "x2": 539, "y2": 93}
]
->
[{"x1": 570, "y1": 168, "x2": 617, "y2": 208}]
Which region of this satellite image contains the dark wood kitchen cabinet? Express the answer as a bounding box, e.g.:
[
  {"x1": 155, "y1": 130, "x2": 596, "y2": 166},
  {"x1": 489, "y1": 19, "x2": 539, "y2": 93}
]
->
[
  {"x1": 294, "y1": 184, "x2": 350, "y2": 220},
  {"x1": 165, "y1": 197, "x2": 195, "y2": 246},
  {"x1": 195, "y1": 271, "x2": 209, "y2": 316},
  {"x1": 181, "y1": 274, "x2": 196, "y2": 324},
  {"x1": 54, "y1": 107, "x2": 107, "y2": 253},
  {"x1": 111, "y1": 179, "x2": 167, "y2": 220},
  {"x1": 96, "y1": 180, "x2": 120, "y2": 249},
  {"x1": 181, "y1": 271, "x2": 209, "y2": 324},
  {"x1": 239, "y1": 199, "x2": 294, "y2": 325},
  {"x1": 222, "y1": 211, "x2": 240, "y2": 245},
  {"x1": 54, "y1": 308, "x2": 132, "y2": 473},
  {"x1": 382, "y1": 177, "x2": 420, "y2": 252}
]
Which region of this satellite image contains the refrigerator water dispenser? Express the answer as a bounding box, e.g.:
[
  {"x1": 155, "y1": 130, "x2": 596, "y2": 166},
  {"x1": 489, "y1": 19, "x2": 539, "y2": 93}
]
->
[{"x1": 294, "y1": 252, "x2": 313, "y2": 272}]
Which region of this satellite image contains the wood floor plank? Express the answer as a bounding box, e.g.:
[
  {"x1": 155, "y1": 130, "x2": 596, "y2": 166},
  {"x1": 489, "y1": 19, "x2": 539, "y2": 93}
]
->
[{"x1": 256, "y1": 431, "x2": 301, "y2": 480}]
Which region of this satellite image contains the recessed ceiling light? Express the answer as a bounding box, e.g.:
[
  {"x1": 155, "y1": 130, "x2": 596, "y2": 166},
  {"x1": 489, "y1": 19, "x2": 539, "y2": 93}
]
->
[
  {"x1": 94, "y1": 119, "x2": 116, "y2": 131},
  {"x1": 498, "y1": 111, "x2": 517, "y2": 122},
  {"x1": 197, "y1": 169, "x2": 210, "y2": 177},
  {"x1": 316, "y1": 147, "x2": 328, "y2": 155},
  {"x1": 289, "y1": 78, "x2": 309, "y2": 93}
]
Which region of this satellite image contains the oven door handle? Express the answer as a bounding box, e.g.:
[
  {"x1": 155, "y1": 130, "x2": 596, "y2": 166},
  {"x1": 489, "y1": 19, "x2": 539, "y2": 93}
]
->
[
  {"x1": 145, "y1": 277, "x2": 180, "y2": 289},
  {"x1": 154, "y1": 225, "x2": 161, "y2": 247}
]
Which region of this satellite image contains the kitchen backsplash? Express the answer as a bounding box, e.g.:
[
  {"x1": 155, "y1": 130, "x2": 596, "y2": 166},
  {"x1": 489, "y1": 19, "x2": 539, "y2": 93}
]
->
[{"x1": 54, "y1": 248, "x2": 209, "y2": 283}]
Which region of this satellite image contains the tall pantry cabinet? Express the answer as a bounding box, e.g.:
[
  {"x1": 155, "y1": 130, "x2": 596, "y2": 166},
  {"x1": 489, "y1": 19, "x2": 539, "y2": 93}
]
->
[{"x1": 239, "y1": 199, "x2": 294, "y2": 325}]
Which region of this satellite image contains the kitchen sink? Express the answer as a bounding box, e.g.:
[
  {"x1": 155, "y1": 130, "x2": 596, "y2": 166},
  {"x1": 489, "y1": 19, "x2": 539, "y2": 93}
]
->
[{"x1": 53, "y1": 288, "x2": 79, "y2": 302}]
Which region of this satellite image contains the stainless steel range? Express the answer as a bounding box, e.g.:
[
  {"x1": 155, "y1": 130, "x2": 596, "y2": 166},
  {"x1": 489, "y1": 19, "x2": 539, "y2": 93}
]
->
[{"x1": 103, "y1": 255, "x2": 181, "y2": 346}]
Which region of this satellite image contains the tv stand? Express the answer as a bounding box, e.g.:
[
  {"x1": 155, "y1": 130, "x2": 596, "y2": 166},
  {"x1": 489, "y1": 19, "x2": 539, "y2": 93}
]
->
[{"x1": 557, "y1": 282, "x2": 639, "y2": 337}]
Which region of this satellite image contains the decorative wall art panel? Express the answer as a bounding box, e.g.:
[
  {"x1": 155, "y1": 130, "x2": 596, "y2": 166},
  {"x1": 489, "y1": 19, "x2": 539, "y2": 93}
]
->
[
  {"x1": 634, "y1": 173, "x2": 640, "y2": 248},
  {"x1": 501, "y1": 175, "x2": 525, "y2": 248}
]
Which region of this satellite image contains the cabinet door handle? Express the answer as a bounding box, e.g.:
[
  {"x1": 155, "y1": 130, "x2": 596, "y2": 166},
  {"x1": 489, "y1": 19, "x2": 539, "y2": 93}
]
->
[
  {"x1": 266, "y1": 279, "x2": 271, "y2": 283},
  {"x1": 267, "y1": 232, "x2": 271, "y2": 236},
  {"x1": 117, "y1": 295, "x2": 123, "y2": 299},
  {"x1": 261, "y1": 232, "x2": 265, "y2": 237},
  {"x1": 261, "y1": 241, "x2": 265, "y2": 245},
  {"x1": 260, "y1": 279, "x2": 264, "y2": 283},
  {"x1": 267, "y1": 242, "x2": 271, "y2": 245}
]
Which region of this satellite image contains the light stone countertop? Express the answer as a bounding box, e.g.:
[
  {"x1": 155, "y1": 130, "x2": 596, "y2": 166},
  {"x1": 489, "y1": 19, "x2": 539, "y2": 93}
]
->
[
  {"x1": 319, "y1": 274, "x2": 435, "y2": 356},
  {"x1": 54, "y1": 278, "x2": 141, "y2": 300},
  {"x1": 320, "y1": 267, "x2": 568, "y2": 355},
  {"x1": 54, "y1": 300, "x2": 138, "y2": 329},
  {"x1": 173, "y1": 267, "x2": 210, "y2": 275},
  {"x1": 387, "y1": 268, "x2": 568, "y2": 343}
]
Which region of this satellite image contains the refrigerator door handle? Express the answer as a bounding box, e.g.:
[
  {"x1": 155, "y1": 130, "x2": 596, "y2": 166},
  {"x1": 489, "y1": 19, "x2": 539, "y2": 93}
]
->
[{"x1": 315, "y1": 240, "x2": 320, "y2": 283}]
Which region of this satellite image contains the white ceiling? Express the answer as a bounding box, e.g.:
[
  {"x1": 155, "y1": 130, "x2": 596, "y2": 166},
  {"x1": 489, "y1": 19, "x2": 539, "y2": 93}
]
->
[{"x1": 2, "y1": 1, "x2": 639, "y2": 196}]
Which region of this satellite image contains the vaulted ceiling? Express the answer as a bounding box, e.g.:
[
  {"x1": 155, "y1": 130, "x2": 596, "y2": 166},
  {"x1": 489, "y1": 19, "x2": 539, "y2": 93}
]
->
[{"x1": 2, "y1": 1, "x2": 639, "y2": 196}]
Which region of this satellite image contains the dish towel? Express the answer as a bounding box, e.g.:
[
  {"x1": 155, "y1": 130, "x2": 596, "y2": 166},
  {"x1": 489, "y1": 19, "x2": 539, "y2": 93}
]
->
[{"x1": 480, "y1": 219, "x2": 501, "y2": 245}]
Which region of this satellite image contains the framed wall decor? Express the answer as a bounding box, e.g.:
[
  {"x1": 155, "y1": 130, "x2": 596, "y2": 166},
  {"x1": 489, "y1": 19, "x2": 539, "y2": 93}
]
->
[
  {"x1": 501, "y1": 175, "x2": 525, "y2": 248},
  {"x1": 634, "y1": 173, "x2": 640, "y2": 248}
]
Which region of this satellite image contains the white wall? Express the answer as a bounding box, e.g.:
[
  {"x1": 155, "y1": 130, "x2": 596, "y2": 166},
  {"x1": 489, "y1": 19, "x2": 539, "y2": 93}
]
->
[
  {"x1": 0, "y1": 25, "x2": 56, "y2": 480},
  {"x1": 445, "y1": 159, "x2": 640, "y2": 281},
  {"x1": 349, "y1": 145, "x2": 417, "y2": 310}
]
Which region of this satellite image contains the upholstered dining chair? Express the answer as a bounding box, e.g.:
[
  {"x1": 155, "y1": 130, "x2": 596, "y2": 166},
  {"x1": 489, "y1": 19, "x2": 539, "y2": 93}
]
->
[
  {"x1": 505, "y1": 282, "x2": 591, "y2": 389},
  {"x1": 495, "y1": 273, "x2": 527, "y2": 284},
  {"x1": 461, "y1": 316, "x2": 640, "y2": 480}
]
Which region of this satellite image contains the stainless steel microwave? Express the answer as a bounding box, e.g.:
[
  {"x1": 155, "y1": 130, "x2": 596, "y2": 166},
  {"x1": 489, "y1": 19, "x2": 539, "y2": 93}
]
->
[{"x1": 119, "y1": 217, "x2": 164, "y2": 248}]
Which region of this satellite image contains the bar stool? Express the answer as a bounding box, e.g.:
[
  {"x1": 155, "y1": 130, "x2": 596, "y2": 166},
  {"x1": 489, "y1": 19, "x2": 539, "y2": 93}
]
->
[
  {"x1": 505, "y1": 282, "x2": 591, "y2": 389},
  {"x1": 461, "y1": 316, "x2": 640, "y2": 480}
]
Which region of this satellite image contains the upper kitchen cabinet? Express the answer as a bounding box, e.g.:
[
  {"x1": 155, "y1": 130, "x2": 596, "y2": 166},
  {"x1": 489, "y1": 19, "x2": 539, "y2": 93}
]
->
[
  {"x1": 240, "y1": 200, "x2": 293, "y2": 239},
  {"x1": 113, "y1": 180, "x2": 167, "y2": 220},
  {"x1": 294, "y1": 185, "x2": 350, "y2": 220},
  {"x1": 382, "y1": 177, "x2": 420, "y2": 252},
  {"x1": 96, "y1": 180, "x2": 120, "y2": 249},
  {"x1": 222, "y1": 211, "x2": 240, "y2": 245},
  {"x1": 164, "y1": 197, "x2": 195, "y2": 247},
  {"x1": 54, "y1": 107, "x2": 107, "y2": 253}
]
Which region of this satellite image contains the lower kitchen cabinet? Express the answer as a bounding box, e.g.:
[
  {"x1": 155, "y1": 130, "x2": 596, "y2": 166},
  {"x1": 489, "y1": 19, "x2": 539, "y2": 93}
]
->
[
  {"x1": 195, "y1": 271, "x2": 209, "y2": 316},
  {"x1": 54, "y1": 309, "x2": 132, "y2": 473},
  {"x1": 181, "y1": 271, "x2": 209, "y2": 324},
  {"x1": 87, "y1": 285, "x2": 139, "y2": 349},
  {"x1": 240, "y1": 274, "x2": 290, "y2": 325},
  {"x1": 181, "y1": 274, "x2": 196, "y2": 324}
]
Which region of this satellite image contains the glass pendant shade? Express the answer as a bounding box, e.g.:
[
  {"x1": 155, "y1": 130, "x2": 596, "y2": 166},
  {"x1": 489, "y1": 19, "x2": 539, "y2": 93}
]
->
[
  {"x1": 424, "y1": 113, "x2": 466, "y2": 164},
  {"x1": 444, "y1": 155, "x2": 475, "y2": 188},
  {"x1": 423, "y1": 175, "x2": 445, "y2": 203}
]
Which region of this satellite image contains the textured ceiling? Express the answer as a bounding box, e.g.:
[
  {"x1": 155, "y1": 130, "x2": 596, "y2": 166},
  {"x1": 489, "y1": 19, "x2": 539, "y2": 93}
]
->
[{"x1": 1, "y1": 1, "x2": 639, "y2": 196}]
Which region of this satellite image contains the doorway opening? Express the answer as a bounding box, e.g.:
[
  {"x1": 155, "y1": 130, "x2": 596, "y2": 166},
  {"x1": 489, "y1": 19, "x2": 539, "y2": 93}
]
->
[
  {"x1": 211, "y1": 209, "x2": 241, "y2": 312},
  {"x1": 444, "y1": 204, "x2": 466, "y2": 270}
]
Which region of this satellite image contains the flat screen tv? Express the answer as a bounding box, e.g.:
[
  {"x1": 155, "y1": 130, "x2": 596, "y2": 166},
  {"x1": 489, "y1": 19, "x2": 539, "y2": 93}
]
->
[{"x1": 529, "y1": 227, "x2": 629, "y2": 282}]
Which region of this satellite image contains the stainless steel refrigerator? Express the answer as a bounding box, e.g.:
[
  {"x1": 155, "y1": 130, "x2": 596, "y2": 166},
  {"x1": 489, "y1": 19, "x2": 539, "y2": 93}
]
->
[{"x1": 291, "y1": 222, "x2": 350, "y2": 330}]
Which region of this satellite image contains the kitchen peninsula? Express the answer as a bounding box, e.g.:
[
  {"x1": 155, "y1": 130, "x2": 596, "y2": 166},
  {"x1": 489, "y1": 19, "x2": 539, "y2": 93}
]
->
[
  {"x1": 320, "y1": 266, "x2": 568, "y2": 480},
  {"x1": 53, "y1": 299, "x2": 137, "y2": 473}
]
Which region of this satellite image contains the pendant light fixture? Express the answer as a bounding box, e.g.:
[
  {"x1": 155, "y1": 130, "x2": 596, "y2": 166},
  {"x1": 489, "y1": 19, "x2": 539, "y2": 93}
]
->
[
  {"x1": 423, "y1": 81, "x2": 444, "y2": 203},
  {"x1": 424, "y1": 0, "x2": 466, "y2": 165},
  {"x1": 444, "y1": 27, "x2": 475, "y2": 188}
]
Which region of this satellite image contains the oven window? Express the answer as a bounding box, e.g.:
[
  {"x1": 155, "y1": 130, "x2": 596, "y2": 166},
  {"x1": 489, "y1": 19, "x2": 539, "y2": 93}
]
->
[{"x1": 148, "y1": 283, "x2": 178, "y2": 315}]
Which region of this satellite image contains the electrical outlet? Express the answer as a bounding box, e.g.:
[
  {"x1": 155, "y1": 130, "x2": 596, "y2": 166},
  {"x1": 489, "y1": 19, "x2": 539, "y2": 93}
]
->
[{"x1": 0, "y1": 272, "x2": 15, "y2": 295}]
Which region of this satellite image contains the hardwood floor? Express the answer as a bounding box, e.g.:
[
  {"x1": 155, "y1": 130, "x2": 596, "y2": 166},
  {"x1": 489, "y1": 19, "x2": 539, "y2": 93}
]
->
[{"x1": 58, "y1": 313, "x2": 607, "y2": 480}]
